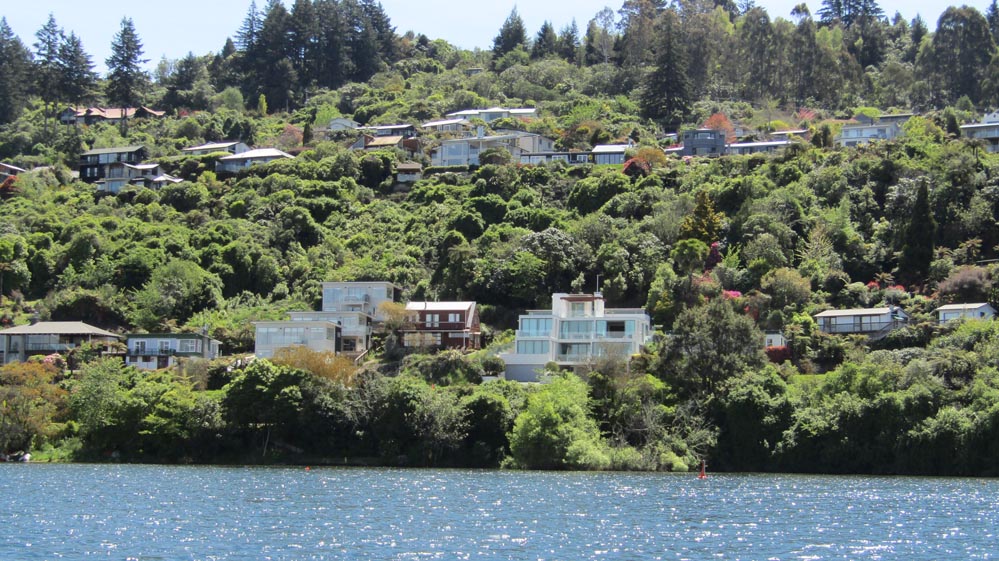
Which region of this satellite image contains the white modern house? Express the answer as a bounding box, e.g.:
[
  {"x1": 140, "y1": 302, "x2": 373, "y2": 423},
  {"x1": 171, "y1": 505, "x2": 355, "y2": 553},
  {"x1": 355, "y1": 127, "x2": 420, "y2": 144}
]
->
[
  {"x1": 934, "y1": 303, "x2": 996, "y2": 324},
  {"x1": 500, "y1": 293, "x2": 652, "y2": 383},
  {"x1": 727, "y1": 140, "x2": 791, "y2": 155},
  {"x1": 422, "y1": 118, "x2": 472, "y2": 134},
  {"x1": 125, "y1": 332, "x2": 221, "y2": 370},
  {"x1": 253, "y1": 321, "x2": 342, "y2": 359},
  {"x1": 181, "y1": 141, "x2": 250, "y2": 156},
  {"x1": 432, "y1": 131, "x2": 554, "y2": 166},
  {"x1": 254, "y1": 282, "x2": 402, "y2": 359},
  {"x1": 835, "y1": 114, "x2": 913, "y2": 148},
  {"x1": 216, "y1": 148, "x2": 293, "y2": 173},
  {"x1": 814, "y1": 307, "x2": 909, "y2": 336},
  {"x1": 592, "y1": 144, "x2": 631, "y2": 165}
]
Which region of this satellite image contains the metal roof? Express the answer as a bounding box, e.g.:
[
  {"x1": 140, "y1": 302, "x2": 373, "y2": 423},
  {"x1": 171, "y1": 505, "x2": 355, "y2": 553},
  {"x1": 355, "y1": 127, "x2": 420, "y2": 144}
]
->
[
  {"x1": 0, "y1": 321, "x2": 121, "y2": 338},
  {"x1": 934, "y1": 303, "x2": 993, "y2": 312},
  {"x1": 80, "y1": 145, "x2": 145, "y2": 156},
  {"x1": 182, "y1": 141, "x2": 242, "y2": 152},
  {"x1": 814, "y1": 307, "x2": 893, "y2": 317},
  {"x1": 219, "y1": 148, "x2": 293, "y2": 161}
]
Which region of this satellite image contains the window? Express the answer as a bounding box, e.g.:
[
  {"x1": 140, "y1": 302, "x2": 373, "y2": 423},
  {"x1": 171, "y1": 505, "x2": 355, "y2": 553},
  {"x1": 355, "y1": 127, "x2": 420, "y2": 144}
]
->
[
  {"x1": 448, "y1": 313, "x2": 461, "y2": 325},
  {"x1": 519, "y1": 318, "x2": 552, "y2": 337},
  {"x1": 159, "y1": 340, "x2": 171, "y2": 353},
  {"x1": 517, "y1": 340, "x2": 550, "y2": 355},
  {"x1": 134, "y1": 340, "x2": 146, "y2": 353},
  {"x1": 425, "y1": 314, "x2": 440, "y2": 328},
  {"x1": 179, "y1": 339, "x2": 198, "y2": 353},
  {"x1": 570, "y1": 302, "x2": 586, "y2": 317}
]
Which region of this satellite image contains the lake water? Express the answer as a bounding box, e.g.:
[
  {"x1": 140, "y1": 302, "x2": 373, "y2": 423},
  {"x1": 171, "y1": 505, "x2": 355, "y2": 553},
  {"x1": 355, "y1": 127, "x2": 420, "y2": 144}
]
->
[{"x1": 1, "y1": 465, "x2": 996, "y2": 560}]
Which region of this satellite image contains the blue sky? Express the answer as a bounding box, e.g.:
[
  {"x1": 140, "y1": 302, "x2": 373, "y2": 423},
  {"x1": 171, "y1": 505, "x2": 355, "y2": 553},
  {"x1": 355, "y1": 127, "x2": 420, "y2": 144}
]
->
[{"x1": 4, "y1": 0, "x2": 992, "y2": 74}]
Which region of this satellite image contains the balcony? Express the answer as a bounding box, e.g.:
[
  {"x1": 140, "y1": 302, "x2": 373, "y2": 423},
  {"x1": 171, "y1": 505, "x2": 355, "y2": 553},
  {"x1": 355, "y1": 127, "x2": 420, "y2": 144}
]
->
[
  {"x1": 404, "y1": 322, "x2": 471, "y2": 332},
  {"x1": 556, "y1": 352, "x2": 591, "y2": 363},
  {"x1": 128, "y1": 348, "x2": 176, "y2": 356},
  {"x1": 516, "y1": 330, "x2": 551, "y2": 338}
]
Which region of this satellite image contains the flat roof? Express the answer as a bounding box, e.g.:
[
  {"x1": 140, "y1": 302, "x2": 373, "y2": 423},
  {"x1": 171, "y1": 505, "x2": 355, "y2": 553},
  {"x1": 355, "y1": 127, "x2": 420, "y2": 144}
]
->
[
  {"x1": 935, "y1": 303, "x2": 992, "y2": 312},
  {"x1": 592, "y1": 144, "x2": 630, "y2": 153},
  {"x1": 80, "y1": 145, "x2": 145, "y2": 156},
  {"x1": 405, "y1": 301, "x2": 475, "y2": 312},
  {"x1": 219, "y1": 148, "x2": 292, "y2": 161},
  {"x1": 182, "y1": 141, "x2": 242, "y2": 152},
  {"x1": 814, "y1": 307, "x2": 893, "y2": 317}
]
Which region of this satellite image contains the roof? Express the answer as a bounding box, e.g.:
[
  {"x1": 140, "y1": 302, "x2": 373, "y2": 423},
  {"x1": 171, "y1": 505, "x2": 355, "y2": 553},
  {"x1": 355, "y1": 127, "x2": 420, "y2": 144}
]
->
[
  {"x1": 960, "y1": 122, "x2": 999, "y2": 130},
  {"x1": 934, "y1": 303, "x2": 993, "y2": 312},
  {"x1": 125, "y1": 163, "x2": 160, "y2": 170},
  {"x1": 365, "y1": 135, "x2": 404, "y2": 147},
  {"x1": 0, "y1": 162, "x2": 26, "y2": 173},
  {"x1": 127, "y1": 332, "x2": 221, "y2": 343},
  {"x1": 422, "y1": 118, "x2": 470, "y2": 127},
  {"x1": 771, "y1": 129, "x2": 809, "y2": 136},
  {"x1": 219, "y1": 148, "x2": 293, "y2": 161},
  {"x1": 592, "y1": 144, "x2": 630, "y2": 153},
  {"x1": 360, "y1": 124, "x2": 415, "y2": 131},
  {"x1": 405, "y1": 301, "x2": 476, "y2": 312},
  {"x1": 814, "y1": 307, "x2": 895, "y2": 318},
  {"x1": 396, "y1": 162, "x2": 423, "y2": 171},
  {"x1": 0, "y1": 321, "x2": 121, "y2": 338},
  {"x1": 182, "y1": 141, "x2": 242, "y2": 152},
  {"x1": 728, "y1": 141, "x2": 791, "y2": 148},
  {"x1": 80, "y1": 145, "x2": 145, "y2": 156},
  {"x1": 151, "y1": 174, "x2": 183, "y2": 184}
]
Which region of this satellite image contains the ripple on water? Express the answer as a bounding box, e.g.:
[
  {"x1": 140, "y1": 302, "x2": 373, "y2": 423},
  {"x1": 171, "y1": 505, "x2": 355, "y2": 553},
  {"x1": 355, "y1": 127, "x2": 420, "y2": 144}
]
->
[{"x1": 2, "y1": 466, "x2": 999, "y2": 560}]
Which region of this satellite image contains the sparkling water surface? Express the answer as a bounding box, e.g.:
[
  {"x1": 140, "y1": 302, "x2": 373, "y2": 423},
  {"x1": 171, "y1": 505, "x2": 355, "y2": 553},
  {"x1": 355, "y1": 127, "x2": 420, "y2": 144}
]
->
[{"x1": 2, "y1": 464, "x2": 996, "y2": 560}]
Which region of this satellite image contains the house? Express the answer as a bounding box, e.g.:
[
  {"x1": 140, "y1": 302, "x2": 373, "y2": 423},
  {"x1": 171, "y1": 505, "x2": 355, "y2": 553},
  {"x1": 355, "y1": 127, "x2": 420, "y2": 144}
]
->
[
  {"x1": 216, "y1": 148, "x2": 293, "y2": 174},
  {"x1": 328, "y1": 117, "x2": 361, "y2": 131},
  {"x1": 592, "y1": 144, "x2": 631, "y2": 165},
  {"x1": 0, "y1": 321, "x2": 121, "y2": 365},
  {"x1": 401, "y1": 301, "x2": 481, "y2": 350},
  {"x1": 520, "y1": 150, "x2": 593, "y2": 165},
  {"x1": 79, "y1": 146, "x2": 148, "y2": 184},
  {"x1": 727, "y1": 140, "x2": 790, "y2": 155},
  {"x1": 396, "y1": 162, "x2": 423, "y2": 183},
  {"x1": 770, "y1": 129, "x2": 810, "y2": 141},
  {"x1": 432, "y1": 131, "x2": 555, "y2": 166},
  {"x1": 934, "y1": 303, "x2": 996, "y2": 324},
  {"x1": 422, "y1": 118, "x2": 473, "y2": 135},
  {"x1": 253, "y1": 321, "x2": 341, "y2": 359},
  {"x1": 961, "y1": 112, "x2": 999, "y2": 153},
  {"x1": 0, "y1": 162, "x2": 25, "y2": 180},
  {"x1": 358, "y1": 124, "x2": 418, "y2": 138},
  {"x1": 96, "y1": 163, "x2": 181, "y2": 193},
  {"x1": 351, "y1": 135, "x2": 422, "y2": 157},
  {"x1": 318, "y1": 281, "x2": 402, "y2": 354},
  {"x1": 764, "y1": 332, "x2": 787, "y2": 347},
  {"x1": 181, "y1": 141, "x2": 250, "y2": 156},
  {"x1": 125, "y1": 332, "x2": 221, "y2": 370},
  {"x1": 445, "y1": 107, "x2": 537, "y2": 123},
  {"x1": 814, "y1": 307, "x2": 908, "y2": 336},
  {"x1": 835, "y1": 114, "x2": 912, "y2": 148},
  {"x1": 681, "y1": 129, "x2": 727, "y2": 157},
  {"x1": 59, "y1": 106, "x2": 165, "y2": 126},
  {"x1": 499, "y1": 292, "x2": 652, "y2": 383}
]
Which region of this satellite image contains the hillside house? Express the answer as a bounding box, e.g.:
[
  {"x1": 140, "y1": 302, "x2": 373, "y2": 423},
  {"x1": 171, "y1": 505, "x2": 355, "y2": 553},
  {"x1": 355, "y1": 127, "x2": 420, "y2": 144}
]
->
[
  {"x1": 681, "y1": 129, "x2": 726, "y2": 157},
  {"x1": 125, "y1": 332, "x2": 221, "y2": 370},
  {"x1": 396, "y1": 162, "x2": 423, "y2": 183},
  {"x1": 216, "y1": 148, "x2": 293, "y2": 174},
  {"x1": 358, "y1": 124, "x2": 418, "y2": 138},
  {"x1": 432, "y1": 132, "x2": 554, "y2": 166},
  {"x1": 59, "y1": 106, "x2": 164, "y2": 126},
  {"x1": 422, "y1": 118, "x2": 472, "y2": 135},
  {"x1": 96, "y1": 163, "x2": 181, "y2": 193},
  {"x1": 328, "y1": 117, "x2": 361, "y2": 131},
  {"x1": 401, "y1": 301, "x2": 481, "y2": 350},
  {"x1": 500, "y1": 293, "x2": 652, "y2": 383},
  {"x1": 814, "y1": 307, "x2": 909, "y2": 336},
  {"x1": 934, "y1": 303, "x2": 996, "y2": 324},
  {"x1": 0, "y1": 322, "x2": 121, "y2": 365},
  {"x1": 727, "y1": 140, "x2": 790, "y2": 155},
  {"x1": 181, "y1": 141, "x2": 250, "y2": 156},
  {"x1": 520, "y1": 151, "x2": 593, "y2": 165},
  {"x1": 592, "y1": 144, "x2": 631, "y2": 165},
  {"x1": 835, "y1": 114, "x2": 912, "y2": 148},
  {"x1": 253, "y1": 321, "x2": 342, "y2": 359},
  {"x1": 79, "y1": 146, "x2": 148, "y2": 184},
  {"x1": 0, "y1": 162, "x2": 25, "y2": 180}
]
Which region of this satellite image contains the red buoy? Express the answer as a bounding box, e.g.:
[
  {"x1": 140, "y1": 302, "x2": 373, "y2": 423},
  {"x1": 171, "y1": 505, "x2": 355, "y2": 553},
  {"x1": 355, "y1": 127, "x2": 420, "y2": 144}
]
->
[{"x1": 698, "y1": 459, "x2": 707, "y2": 479}]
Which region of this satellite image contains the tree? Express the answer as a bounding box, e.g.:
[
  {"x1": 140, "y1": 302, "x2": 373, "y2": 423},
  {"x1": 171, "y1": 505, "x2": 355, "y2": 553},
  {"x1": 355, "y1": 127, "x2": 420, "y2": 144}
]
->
[
  {"x1": 897, "y1": 180, "x2": 935, "y2": 285},
  {"x1": 988, "y1": 0, "x2": 999, "y2": 44},
  {"x1": 58, "y1": 32, "x2": 98, "y2": 106},
  {"x1": 925, "y1": 6, "x2": 994, "y2": 105},
  {"x1": 678, "y1": 191, "x2": 724, "y2": 243},
  {"x1": 531, "y1": 21, "x2": 558, "y2": 59},
  {"x1": 105, "y1": 17, "x2": 148, "y2": 133},
  {"x1": 492, "y1": 7, "x2": 527, "y2": 61},
  {"x1": 639, "y1": 8, "x2": 690, "y2": 129},
  {"x1": 33, "y1": 14, "x2": 63, "y2": 130},
  {"x1": 556, "y1": 20, "x2": 580, "y2": 62},
  {"x1": 0, "y1": 17, "x2": 32, "y2": 124},
  {"x1": 617, "y1": 0, "x2": 665, "y2": 67},
  {"x1": 655, "y1": 298, "x2": 765, "y2": 393}
]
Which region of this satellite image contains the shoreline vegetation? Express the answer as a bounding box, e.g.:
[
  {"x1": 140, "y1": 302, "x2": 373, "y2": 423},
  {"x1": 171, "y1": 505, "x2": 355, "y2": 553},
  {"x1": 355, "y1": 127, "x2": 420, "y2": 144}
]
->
[{"x1": 4, "y1": 1, "x2": 999, "y2": 475}]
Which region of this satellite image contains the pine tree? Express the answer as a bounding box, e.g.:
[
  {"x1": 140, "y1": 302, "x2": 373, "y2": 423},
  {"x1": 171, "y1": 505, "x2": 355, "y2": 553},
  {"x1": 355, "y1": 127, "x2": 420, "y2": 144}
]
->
[
  {"x1": 897, "y1": 181, "x2": 935, "y2": 285},
  {"x1": 639, "y1": 9, "x2": 690, "y2": 129},
  {"x1": 556, "y1": 20, "x2": 580, "y2": 63},
  {"x1": 105, "y1": 17, "x2": 148, "y2": 133},
  {"x1": 33, "y1": 14, "x2": 63, "y2": 129},
  {"x1": 988, "y1": 0, "x2": 999, "y2": 44},
  {"x1": 0, "y1": 18, "x2": 33, "y2": 124},
  {"x1": 236, "y1": 1, "x2": 262, "y2": 52},
  {"x1": 492, "y1": 8, "x2": 527, "y2": 60},
  {"x1": 531, "y1": 21, "x2": 558, "y2": 59},
  {"x1": 359, "y1": 0, "x2": 397, "y2": 63},
  {"x1": 314, "y1": 0, "x2": 348, "y2": 90},
  {"x1": 58, "y1": 32, "x2": 97, "y2": 106}
]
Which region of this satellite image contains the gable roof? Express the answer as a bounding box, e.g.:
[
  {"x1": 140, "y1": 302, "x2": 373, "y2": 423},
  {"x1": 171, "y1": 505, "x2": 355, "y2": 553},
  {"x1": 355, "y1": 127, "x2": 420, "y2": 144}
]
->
[
  {"x1": 182, "y1": 141, "x2": 243, "y2": 152},
  {"x1": 0, "y1": 321, "x2": 120, "y2": 338},
  {"x1": 592, "y1": 144, "x2": 630, "y2": 154},
  {"x1": 814, "y1": 307, "x2": 898, "y2": 318},
  {"x1": 365, "y1": 135, "x2": 405, "y2": 147}
]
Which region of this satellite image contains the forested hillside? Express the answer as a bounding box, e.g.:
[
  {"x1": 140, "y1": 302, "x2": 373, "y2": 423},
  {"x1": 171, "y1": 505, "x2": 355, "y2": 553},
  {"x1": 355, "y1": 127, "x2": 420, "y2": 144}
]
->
[{"x1": 2, "y1": 0, "x2": 999, "y2": 475}]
